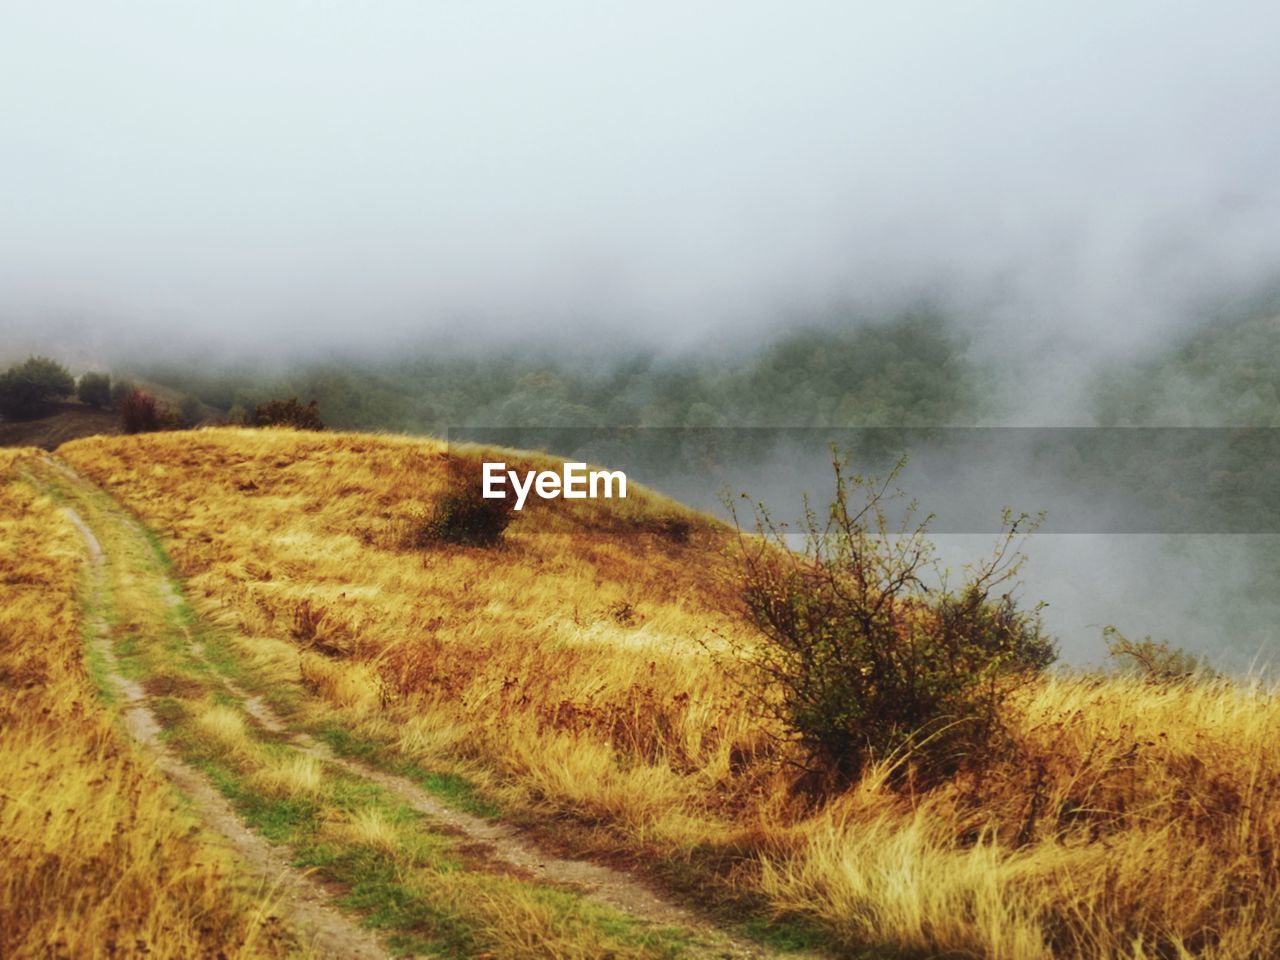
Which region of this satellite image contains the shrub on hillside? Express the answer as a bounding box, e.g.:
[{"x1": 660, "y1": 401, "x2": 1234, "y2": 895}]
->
[
  {"x1": 633, "y1": 513, "x2": 693, "y2": 544},
  {"x1": 1104, "y1": 627, "x2": 1214, "y2": 681},
  {"x1": 725, "y1": 454, "x2": 1055, "y2": 793},
  {"x1": 0, "y1": 355, "x2": 75, "y2": 418},
  {"x1": 77, "y1": 372, "x2": 112, "y2": 408},
  {"x1": 409, "y1": 458, "x2": 515, "y2": 548},
  {"x1": 120, "y1": 388, "x2": 179, "y2": 434},
  {"x1": 243, "y1": 397, "x2": 323, "y2": 430}
]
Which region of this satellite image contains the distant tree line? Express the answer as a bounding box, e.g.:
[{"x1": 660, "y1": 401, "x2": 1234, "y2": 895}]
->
[
  {"x1": 120, "y1": 392, "x2": 325, "y2": 434},
  {"x1": 0, "y1": 354, "x2": 324, "y2": 435},
  {"x1": 0, "y1": 356, "x2": 136, "y2": 420},
  {"x1": 133, "y1": 309, "x2": 989, "y2": 436}
]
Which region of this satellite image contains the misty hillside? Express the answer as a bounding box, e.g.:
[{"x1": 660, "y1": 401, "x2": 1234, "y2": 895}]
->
[
  {"x1": 125, "y1": 309, "x2": 987, "y2": 433},
  {"x1": 1094, "y1": 297, "x2": 1280, "y2": 425}
]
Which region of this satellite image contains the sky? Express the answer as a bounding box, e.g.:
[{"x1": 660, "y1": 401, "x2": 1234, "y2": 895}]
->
[{"x1": 3, "y1": 1, "x2": 1280, "y2": 361}]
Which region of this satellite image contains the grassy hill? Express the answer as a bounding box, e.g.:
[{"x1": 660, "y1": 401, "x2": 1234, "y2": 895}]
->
[{"x1": 9, "y1": 426, "x2": 1267, "y2": 959}]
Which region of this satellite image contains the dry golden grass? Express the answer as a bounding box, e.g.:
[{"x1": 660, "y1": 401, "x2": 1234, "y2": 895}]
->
[
  {"x1": 339, "y1": 807, "x2": 403, "y2": 855},
  {"x1": 195, "y1": 701, "x2": 263, "y2": 761},
  {"x1": 0, "y1": 448, "x2": 291, "y2": 959},
  {"x1": 251, "y1": 753, "x2": 327, "y2": 799},
  {"x1": 59, "y1": 427, "x2": 1280, "y2": 958}
]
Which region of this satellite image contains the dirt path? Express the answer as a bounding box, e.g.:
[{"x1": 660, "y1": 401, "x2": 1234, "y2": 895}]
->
[
  {"x1": 36, "y1": 455, "x2": 795, "y2": 959},
  {"x1": 57, "y1": 479, "x2": 391, "y2": 960}
]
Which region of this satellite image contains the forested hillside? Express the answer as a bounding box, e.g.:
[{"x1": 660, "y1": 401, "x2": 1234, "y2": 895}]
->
[
  {"x1": 1094, "y1": 294, "x2": 1280, "y2": 425},
  {"x1": 133, "y1": 310, "x2": 988, "y2": 432}
]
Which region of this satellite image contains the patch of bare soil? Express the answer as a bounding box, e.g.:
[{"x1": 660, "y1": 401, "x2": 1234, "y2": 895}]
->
[{"x1": 0, "y1": 401, "x2": 121, "y2": 450}]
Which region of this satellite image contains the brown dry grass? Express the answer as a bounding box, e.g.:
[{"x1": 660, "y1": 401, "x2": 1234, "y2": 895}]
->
[
  {"x1": 0, "y1": 447, "x2": 291, "y2": 959},
  {"x1": 59, "y1": 428, "x2": 1280, "y2": 959}
]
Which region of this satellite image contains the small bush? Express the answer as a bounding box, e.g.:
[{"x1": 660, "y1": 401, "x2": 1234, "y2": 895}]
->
[
  {"x1": 410, "y1": 458, "x2": 514, "y2": 548},
  {"x1": 725, "y1": 453, "x2": 1055, "y2": 793},
  {"x1": 1104, "y1": 627, "x2": 1214, "y2": 681},
  {"x1": 76, "y1": 372, "x2": 111, "y2": 408},
  {"x1": 0, "y1": 355, "x2": 75, "y2": 418},
  {"x1": 120, "y1": 388, "x2": 179, "y2": 434},
  {"x1": 634, "y1": 513, "x2": 692, "y2": 544},
  {"x1": 243, "y1": 397, "x2": 323, "y2": 430}
]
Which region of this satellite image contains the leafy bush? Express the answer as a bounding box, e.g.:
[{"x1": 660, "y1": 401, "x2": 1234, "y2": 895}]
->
[
  {"x1": 77, "y1": 372, "x2": 111, "y2": 408},
  {"x1": 0, "y1": 356, "x2": 75, "y2": 418},
  {"x1": 109, "y1": 379, "x2": 135, "y2": 409},
  {"x1": 243, "y1": 397, "x2": 323, "y2": 430},
  {"x1": 410, "y1": 458, "x2": 514, "y2": 548},
  {"x1": 726, "y1": 454, "x2": 1055, "y2": 792},
  {"x1": 1104, "y1": 627, "x2": 1213, "y2": 681},
  {"x1": 120, "y1": 388, "x2": 178, "y2": 434}
]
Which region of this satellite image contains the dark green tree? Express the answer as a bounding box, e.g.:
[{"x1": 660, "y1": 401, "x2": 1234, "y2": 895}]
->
[
  {"x1": 0, "y1": 356, "x2": 76, "y2": 418},
  {"x1": 109, "y1": 379, "x2": 136, "y2": 409},
  {"x1": 77, "y1": 371, "x2": 112, "y2": 408}
]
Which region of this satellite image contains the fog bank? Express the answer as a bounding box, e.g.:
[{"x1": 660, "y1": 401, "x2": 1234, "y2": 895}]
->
[{"x1": 4, "y1": 2, "x2": 1279, "y2": 397}]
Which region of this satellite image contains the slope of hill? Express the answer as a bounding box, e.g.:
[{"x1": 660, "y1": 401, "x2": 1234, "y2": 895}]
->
[
  {"x1": 18, "y1": 448, "x2": 764, "y2": 958},
  {"x1": 1093, "y1": 302, "x2": 1280, "y2": 426},
  {"x1": 47, "y1": 427, "x2": 1280, "y2": 959},
  {"x1": 0, "y1": 400, "x2": 121, "y2": 449}
]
